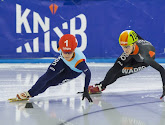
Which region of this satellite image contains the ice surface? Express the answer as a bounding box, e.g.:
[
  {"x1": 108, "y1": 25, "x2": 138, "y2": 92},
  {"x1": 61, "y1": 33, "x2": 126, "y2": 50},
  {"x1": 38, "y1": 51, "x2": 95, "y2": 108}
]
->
[{"x1": 0, "y1": 63, "x2": 165, "y2": 125}]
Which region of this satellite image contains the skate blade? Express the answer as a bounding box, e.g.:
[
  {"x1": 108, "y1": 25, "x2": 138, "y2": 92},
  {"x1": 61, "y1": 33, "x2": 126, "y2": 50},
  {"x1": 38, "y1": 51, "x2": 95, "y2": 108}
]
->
[
  {"x1": 8, "y1": 98, "x2": 29, "y2": 102},
  {"x1": 90, "y1": 92, "x2": 102, "y2": 94},
  {"x1": 77, "y1": 91, "x2": 102, "y2": 94},
  {"x1": 89, "y1": 89, "x2": 102, "y2": 94}
]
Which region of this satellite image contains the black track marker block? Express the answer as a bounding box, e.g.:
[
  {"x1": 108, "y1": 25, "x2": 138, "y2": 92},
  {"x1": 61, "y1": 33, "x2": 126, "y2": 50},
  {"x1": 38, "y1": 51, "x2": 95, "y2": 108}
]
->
[{"x1": 25, "y1": 102, "x2": 33, "y2": 108}]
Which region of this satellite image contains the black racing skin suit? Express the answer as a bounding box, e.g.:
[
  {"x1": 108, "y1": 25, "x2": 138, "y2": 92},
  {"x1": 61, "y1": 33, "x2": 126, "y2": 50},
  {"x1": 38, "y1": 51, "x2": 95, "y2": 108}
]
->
[{"x1": 100, "y1": 36, "x2": 165, "y2": 98}]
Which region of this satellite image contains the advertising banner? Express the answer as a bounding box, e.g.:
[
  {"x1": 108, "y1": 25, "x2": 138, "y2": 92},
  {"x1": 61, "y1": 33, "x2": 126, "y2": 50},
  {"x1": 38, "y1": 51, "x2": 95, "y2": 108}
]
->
[{"x1": 0, "y1": 0, "x2": 165, "y2": 59}]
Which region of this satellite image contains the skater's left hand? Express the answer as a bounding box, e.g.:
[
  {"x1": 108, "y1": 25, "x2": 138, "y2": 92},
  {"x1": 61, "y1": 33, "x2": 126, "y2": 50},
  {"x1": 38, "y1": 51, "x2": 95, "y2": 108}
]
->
[
  {"x1": 82, "y1": 87, "x2": 93, "y2": 102},
  {"x1": 160, "y1": 86, "x2": 165, "y2": 99}
]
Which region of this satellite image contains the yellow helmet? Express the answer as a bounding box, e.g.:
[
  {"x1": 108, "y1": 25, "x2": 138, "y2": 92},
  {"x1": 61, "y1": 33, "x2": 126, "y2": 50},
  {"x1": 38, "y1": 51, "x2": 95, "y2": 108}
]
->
[{"x1": 119, "y1": 30, "x2": 138, "y2": 46}]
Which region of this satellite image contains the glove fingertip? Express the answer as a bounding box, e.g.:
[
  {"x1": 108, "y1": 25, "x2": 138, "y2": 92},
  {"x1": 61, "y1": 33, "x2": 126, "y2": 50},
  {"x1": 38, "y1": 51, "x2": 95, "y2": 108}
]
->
[{"x1": 89, "y1": 98, "x2": 92, "y2": 102}]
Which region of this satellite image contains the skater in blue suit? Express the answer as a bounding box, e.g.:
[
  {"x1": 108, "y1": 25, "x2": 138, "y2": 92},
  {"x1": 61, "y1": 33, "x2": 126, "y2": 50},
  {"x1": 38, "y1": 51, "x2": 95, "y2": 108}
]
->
[{"x1": 16, "y1": 34, "x2": 93, "y2": 102}]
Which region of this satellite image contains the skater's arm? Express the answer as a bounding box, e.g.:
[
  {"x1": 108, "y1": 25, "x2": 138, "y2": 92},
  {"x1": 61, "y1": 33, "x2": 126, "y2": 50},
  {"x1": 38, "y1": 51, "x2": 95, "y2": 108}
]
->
[
  {"x1": 144, "y1": 57, "x2": 165, "y2": 99},
  {"x1": 101, "y1": 53, "x2": 131, "y2": 87},
  {"x1": 76, "y1": 61, "x2": 91, "y2": 88},
  {"x1": 48, "y1": 57, "x2": 65, "y2": 75},
  {"x1": 101, "y1": 62, "x2": 122, "y2": 87},
  {"x1": 144, "y1": 57, "x2": 165, "y2": 86},
  {"x1": 36, "y1": 57, "x2": 65, "y2": 84},
  {"x1": 76, "y1": 61, "x2": 93, "y2": 102}
]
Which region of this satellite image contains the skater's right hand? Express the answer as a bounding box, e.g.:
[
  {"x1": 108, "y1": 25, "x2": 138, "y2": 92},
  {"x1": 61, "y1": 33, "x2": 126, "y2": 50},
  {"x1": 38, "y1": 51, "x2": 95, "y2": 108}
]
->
[
  {"x1": 82, "y1": 87, "x2": 93, "y2": 102},
  {"x1": 160, "y1": 86, "x2": 165, "y2": 99}
]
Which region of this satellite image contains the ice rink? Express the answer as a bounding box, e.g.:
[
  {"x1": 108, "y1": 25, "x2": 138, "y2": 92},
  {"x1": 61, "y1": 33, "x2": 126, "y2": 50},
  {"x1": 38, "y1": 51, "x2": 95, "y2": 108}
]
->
[{"x1": 0, "y1": 63, "x2": 165, "y2": 125}]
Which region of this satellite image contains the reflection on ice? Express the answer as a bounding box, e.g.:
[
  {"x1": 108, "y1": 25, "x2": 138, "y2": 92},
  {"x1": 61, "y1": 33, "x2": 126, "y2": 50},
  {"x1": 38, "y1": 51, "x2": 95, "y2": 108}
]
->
[
  {"x1": 1, "y1": 89, "x2": 165, "y2": 125},
  {"x1": 0, "y1": 63, "x2": 165, "y2": 125}
]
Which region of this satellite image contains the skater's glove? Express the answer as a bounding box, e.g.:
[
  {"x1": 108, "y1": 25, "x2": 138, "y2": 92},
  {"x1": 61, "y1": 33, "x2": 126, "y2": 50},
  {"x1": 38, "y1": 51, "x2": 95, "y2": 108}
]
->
[
  {"x1": 160, "y1": 86, "x2": 165, "y2": 99},
  {"x1": 82, "y1": 87, "x2": 93, "y2": 102}
]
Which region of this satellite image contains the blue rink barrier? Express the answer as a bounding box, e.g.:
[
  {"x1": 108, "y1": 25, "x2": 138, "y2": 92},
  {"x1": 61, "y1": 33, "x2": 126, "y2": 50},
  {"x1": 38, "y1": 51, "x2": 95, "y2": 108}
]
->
[{"x1": 0, "y1": 58, "x2": 165, "y2": 63}]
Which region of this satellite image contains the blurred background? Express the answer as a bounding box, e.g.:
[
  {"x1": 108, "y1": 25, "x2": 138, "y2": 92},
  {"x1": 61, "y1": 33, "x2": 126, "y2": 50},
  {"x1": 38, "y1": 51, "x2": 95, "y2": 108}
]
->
[{"x1": 0, "y1": 0, "x2": 165, "y2": 63}]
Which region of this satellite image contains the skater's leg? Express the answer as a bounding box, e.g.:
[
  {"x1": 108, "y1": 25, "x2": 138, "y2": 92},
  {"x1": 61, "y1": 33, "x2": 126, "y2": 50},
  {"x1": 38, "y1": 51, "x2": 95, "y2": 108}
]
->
[
  {"x1": 89, "y1": 58, "x2": 149, "y2": 94},
  {"x1": 28, "y1": 69, "x2": 60, "y2": 97},
  {"x1": 29, "y1": 66, "x2": 81, "y2": 97},
  {"x1": 18, "y1": 57, "x2": 65, "y2": 98},
  {"x1": 101, "y1": 59, "x2": 149, "y2": 88}
]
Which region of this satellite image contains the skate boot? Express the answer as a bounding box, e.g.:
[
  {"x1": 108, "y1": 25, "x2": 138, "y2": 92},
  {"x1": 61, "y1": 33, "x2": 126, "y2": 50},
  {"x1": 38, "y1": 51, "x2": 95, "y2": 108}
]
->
[
  {"x1": 88, "y1": 83, "x2": 105, "y2": 94},
  {"x1": 8, "y1": 91, "x2": 31, "y2": 102},
  {"x1": 16, "y1": 91, "x2": 31, "y2": 100}
]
